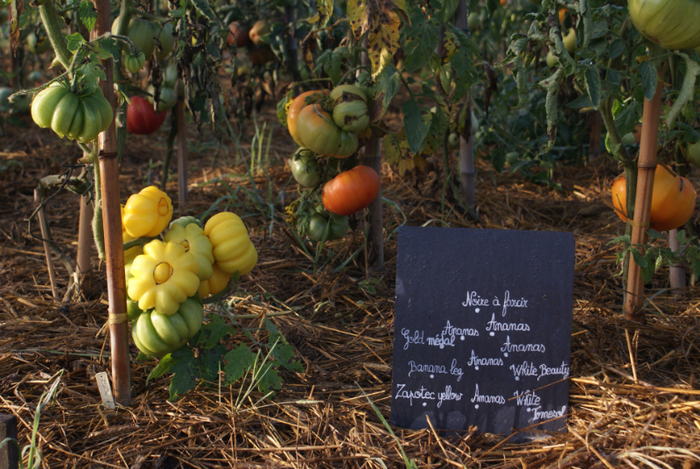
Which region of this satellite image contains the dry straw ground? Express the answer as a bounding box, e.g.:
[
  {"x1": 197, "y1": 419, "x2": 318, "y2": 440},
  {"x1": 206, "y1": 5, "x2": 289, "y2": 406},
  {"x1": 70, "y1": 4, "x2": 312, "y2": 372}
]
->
[{"x1": 1, "y1": 105, "x2": 700, "y2": 469}]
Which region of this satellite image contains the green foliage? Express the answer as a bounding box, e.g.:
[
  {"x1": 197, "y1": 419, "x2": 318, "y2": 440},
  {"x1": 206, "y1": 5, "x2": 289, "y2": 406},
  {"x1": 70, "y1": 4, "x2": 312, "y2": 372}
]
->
[
  {"x1": 610, "y1": 230, "x2": 700, "y2": 283},
  {"x1": 146, "y1": 313, "x2": 302, "y2": 402}
]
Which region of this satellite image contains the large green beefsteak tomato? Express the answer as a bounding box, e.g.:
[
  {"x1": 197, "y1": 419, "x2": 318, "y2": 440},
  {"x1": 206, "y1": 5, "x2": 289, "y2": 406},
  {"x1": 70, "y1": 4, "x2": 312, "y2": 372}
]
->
[{"x1": 628, "y1": 0, "x2": 700, "y2": 50}]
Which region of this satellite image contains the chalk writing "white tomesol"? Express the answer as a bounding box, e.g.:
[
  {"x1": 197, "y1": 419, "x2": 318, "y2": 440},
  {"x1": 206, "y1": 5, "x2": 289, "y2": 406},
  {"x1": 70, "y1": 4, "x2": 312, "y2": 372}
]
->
[{"x1": 528, "y1": 405, "x2": 567, "y2": 423}]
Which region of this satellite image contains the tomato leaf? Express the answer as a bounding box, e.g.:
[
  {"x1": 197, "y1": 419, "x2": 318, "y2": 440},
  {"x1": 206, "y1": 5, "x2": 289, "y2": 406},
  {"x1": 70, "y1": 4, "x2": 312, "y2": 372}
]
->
[
  {"x1": 190, "y1": 0, "x2": 216, "y2": 21},
  {"x1": 347, "y1": 0, "x2": 404, "y2": 78},
  {"x1": 79, "y1": 1, "x2": 97, "y2": 32},
  {"x1": 66, "y1": 32, "x2": 86, "y2": 53},
  {"x1": 403, "y1": 20, "x2": 439, "y2": 73},
  {"x1": 316, "y1": 0, "x2": 334, "y2": 27},
  {"x1": 402, "y1": 100, "x2": 432, "y2": 154},
  {"x1": 384, "y1": 129, "x2": 414, "y2": 176},
  {"x1": 146, "y1": 352, "x2": 180, "y2": 385},
  {"x1": 639, "y1": 60, "x2": 657, "y2": 102},
  {"x1": 584, "y1": 66, "x2": 600, "y2": 109},
  {"x1": 223, "y1": 344, "x2": 256, "y2": 385},
  {"x1": 374, "y1": 65, "x2": 400, "y2": 120},
  {"x1": 168, "y1": 347, "x2": 198, "y2": 401},
  {"x1": 257, "y1": 363, "x2": 282, "y2": 394}
]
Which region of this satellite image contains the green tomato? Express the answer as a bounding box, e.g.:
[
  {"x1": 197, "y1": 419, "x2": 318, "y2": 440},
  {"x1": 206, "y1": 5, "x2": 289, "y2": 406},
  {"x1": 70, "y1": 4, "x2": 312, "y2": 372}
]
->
[
  {"x1": 306, "y1": 213, "x2": 349, "y2": 241},
  {"x1": 289, "y1": 151, "x2": 322, "y2": 188},
  {"x1": 545, "y1": 51, "x2": 558, "y2": 68},
  {"x1": 127, "y1": 297, "x2": 143, "y2": 322},
  {"x1": 131, "y1": 296, "x2": 203, "y2": 357},
  {"x1": 148, "y1": 86, "x2": 178, "y2": 112},
  {"x1": 113, "y1": 17, "x2": 157, "y2": 58},
  {"x1": 563, "y1": 28, "x2": 576, "y2": 53},
  {"x1": 688, "y1": 141, "x2": 700, "y2": 168},
  {"x1": 332, "y1": 100, "x2": 369, "y2": 133},
  {"x1": 123, "y1": 51, "x2": 146, "y2": 74},
  {"x1": 31, "y1": 83, "x2": 113, "y2": 143},
  {"x1": 27, "y1": 31, "x2": 52, "y2": 54},
  {"x1": 628, "y1": 0, "x2": 700, "y2": 51},
  {"x1": 155, "y1": 22, "x2": 175, "y2": 61}
]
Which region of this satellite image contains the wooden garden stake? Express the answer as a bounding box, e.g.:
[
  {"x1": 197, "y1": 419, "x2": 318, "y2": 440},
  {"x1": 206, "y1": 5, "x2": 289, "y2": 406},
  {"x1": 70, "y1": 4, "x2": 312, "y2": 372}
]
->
[
  {"x1": 176, "y1": 98, "x2": 188, "y2": 208},
  {"x1": 0, "y1": 414, "x2": 19, "y2": 469},
  {"x1": 624, "y1": 75, "x2": 663, "y2": 322},
  {"x1": 93, "y1": 0, "x2": 131, "y2": 405},
  {"x1": 34, "y1": 188, "x2": 59, "y2": 299}
]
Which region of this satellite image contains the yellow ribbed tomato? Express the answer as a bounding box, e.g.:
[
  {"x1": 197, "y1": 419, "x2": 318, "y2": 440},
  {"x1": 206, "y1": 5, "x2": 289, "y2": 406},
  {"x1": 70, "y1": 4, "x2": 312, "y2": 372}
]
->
[
  {"x1": 122, "y1": 186, "x2": 173, "y2": 238},
  {"x1": 204, "y1": 212, "x2": 258, "y2": 277},
  {"x1": 164, "y1": 222, "x2": 215, "y2": 281},
  {"x1": 127, "y1": 240, "x2": 200, "y2": 315},
  {"x1": 198, "y1": 264, "x2": 231, "y2": 298},
  {"x1": 611, "y1": 165, "x2": 697, "y2": 232}
]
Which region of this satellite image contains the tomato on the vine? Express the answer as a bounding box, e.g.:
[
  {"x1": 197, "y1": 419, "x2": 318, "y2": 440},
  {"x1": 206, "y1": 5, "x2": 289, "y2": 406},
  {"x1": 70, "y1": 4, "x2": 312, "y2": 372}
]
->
[
  {"x1": 287, "y1": 90, "x2": 328, "y2": 147},
  {"x1": 227, "y1": 21, "x2": 249, "y2": 47},
  {"x1": 296, "y1": 104, "x2": 358, "y2": 158},
  {"x1": 307, "y1": 213, "x2": 349, "y2": 241},
  {"x1": 611, "y1": 165, "x2": 697, "y2": 232},
  {"x1": 289, "y1": 150, "x2": 322, "y2": 188},
  {"x1": 322, "y1": 165, "x2": 381, "y2": 216},
  {"x1": 248, "y1": 20, "x2": 270, "y2": 45},
  {"x1": 31, "y1": 82, "x2": 113, "y2": 143},
  {"x1": 127, "y1": 95, "x2": 167, "y2": 135},
  {"x1": 628, "y1": 0, "x2": 700, "y2": 50}
]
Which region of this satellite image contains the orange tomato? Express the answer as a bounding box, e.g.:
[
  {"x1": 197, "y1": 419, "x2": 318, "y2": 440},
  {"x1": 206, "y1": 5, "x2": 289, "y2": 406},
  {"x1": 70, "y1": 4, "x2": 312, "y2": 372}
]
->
[
  {"x1": 286, "y1": 90, "x2": 329, "y2": 147},
  {"x1": 611, "y1": 165, "x2": 697, "y2": 232},
  {"x1": 559, "y1": 8, "x2": 566, "y2": 23}
]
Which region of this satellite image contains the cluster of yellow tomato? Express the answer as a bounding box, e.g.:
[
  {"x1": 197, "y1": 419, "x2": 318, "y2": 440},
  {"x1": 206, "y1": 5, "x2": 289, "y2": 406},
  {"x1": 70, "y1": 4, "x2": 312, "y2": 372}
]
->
[{"x1": 121, "y1": 186, "x2": 258, "y2": 356}]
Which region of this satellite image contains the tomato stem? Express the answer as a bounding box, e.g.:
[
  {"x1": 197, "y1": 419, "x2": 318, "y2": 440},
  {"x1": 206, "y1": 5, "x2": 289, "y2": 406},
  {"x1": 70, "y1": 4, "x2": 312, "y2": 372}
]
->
[{"x1": 37, "y1": 0, "x2": 73, "y2": 72}]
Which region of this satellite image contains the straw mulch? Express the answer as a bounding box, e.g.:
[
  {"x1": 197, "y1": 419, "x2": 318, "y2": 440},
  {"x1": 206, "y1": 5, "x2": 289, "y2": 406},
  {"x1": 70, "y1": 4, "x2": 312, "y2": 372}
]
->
[{"x1": 2, "y1": 108, "x2": 700, "y2": 469}]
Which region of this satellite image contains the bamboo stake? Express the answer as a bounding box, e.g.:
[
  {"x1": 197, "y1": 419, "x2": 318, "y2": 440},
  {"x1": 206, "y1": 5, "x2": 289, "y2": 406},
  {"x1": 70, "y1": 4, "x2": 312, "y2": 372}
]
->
[
  {"x1": 34, "y1": 188, "x2": 59, "y2": 299},
  {"x1": 624, "y1": 74, "x2": 663, "y2": 322},
  {"x1": 93, "y1": 0, "x2": 131, "y2": 405},
  {"x1": 176, "y1": 98, "x2": 188, "y2": 208},
  {"x1": 455, "y1": 0, "x2": 475, "y2": 207}
]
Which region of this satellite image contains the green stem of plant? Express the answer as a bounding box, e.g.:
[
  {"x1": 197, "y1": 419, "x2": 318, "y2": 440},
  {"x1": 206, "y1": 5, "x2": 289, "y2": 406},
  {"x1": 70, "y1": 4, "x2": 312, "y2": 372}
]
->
[
  {"x1": 38, "y1": 0, "x2": 73, "y2": 72},
  {"x1": 92, "y1": 159, "x2": 106, "y2": 260}
]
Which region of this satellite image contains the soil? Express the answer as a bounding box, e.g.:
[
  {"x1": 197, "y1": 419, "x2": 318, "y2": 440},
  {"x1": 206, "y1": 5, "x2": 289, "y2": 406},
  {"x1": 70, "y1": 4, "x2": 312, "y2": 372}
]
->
[{"x1": 2, "y1": 97, "x2": 700, "y2": 469}]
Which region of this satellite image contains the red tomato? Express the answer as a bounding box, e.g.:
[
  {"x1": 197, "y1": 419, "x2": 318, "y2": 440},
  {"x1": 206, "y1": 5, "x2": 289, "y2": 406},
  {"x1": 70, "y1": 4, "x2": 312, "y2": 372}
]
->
[
  {"x1": 611, "y1": 165, "x2": 697, "y2": 232},
  {"x1": 322, "y1": 165, "x2": 381, "y2": 216},
  {"x1": 227, "y1": 22, "x2": 249, "y2": 47},
  {"x1": 127, "y1": 96, "x2": 167, "y2": 135}
]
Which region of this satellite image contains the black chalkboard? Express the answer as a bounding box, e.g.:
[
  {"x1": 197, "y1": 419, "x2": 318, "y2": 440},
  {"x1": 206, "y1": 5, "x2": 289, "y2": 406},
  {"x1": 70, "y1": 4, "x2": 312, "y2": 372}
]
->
[{"x1": 390, "y1": 226, "x2": 574, "y2": 441}]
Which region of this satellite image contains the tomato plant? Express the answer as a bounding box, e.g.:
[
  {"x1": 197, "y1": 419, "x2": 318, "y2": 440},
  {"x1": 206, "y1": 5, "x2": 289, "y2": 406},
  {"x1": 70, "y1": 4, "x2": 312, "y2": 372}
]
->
[
  {"x1": 611, "y1": 165, "x2": 697, "y2": 232},
  {"x1": 322, "y1": 165, "x2": 381, "y2": 216},
  {"x1": 126, "y1": 96, "x2": 167, "y2": 135}
]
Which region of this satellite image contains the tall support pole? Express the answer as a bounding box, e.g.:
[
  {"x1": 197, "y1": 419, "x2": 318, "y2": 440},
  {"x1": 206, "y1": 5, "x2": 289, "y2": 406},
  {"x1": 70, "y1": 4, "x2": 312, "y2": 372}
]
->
[
  {"x1": 624, "y1": 74, "x2": 663, "y2": 322},
  {"x1": 93, "y1": 0, "x2": 131, "y2": 404}
]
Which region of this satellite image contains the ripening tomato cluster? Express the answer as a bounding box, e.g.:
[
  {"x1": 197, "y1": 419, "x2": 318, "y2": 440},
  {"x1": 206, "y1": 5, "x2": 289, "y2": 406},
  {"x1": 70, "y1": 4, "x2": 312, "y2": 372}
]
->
[
  {"x1": 611, "y1": 165, "x2": 697, "y2": 232},
  {"x1": 285, "y1": 83, "x2": 381, "y2": 242},
  {"x1": 122, "y1": 186, "x2": 258, "y2": 357}
]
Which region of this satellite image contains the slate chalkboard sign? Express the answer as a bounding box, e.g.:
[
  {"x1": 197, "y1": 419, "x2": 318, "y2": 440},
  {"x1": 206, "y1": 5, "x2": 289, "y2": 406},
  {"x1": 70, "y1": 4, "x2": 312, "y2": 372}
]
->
[{"x1": 390, "y1": 226, "x2": 574, "y2": 441}]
